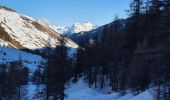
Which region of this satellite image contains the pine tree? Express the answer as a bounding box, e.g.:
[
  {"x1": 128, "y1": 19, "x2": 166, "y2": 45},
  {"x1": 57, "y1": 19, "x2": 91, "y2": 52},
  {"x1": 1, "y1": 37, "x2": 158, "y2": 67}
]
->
[
  {"x1": 73, "y1": 48, "x2": 84, "y2": 82},
  {"x1": 147, "y1": 0, "x2": 162, "y2": 15},
  {"x1": 32, "y1": 68, "x2": 42, "y2": 85},
  {"x1": 45, "y1": 38, "x2": 69, "y2": 100},
  {"x1": 7, "y1": 61, "x2": 20, "y2": 99},
  {"x1": 0, "y1": 64, "x2": 8, "y2": 98},
  {"x1": 163, "y1": 0, "x2": 170, "y2": 12},
  {"x1": 130, "y1": 0, "x2": 143, "y2": 18}
]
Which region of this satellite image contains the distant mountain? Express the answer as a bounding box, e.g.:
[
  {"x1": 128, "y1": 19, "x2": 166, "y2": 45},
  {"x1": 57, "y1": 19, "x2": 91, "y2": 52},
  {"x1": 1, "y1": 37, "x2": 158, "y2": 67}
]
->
[
  {"x1": 66, "y1": 19, "x2": 127, "y2": 45},
  {"x1": 49, "y1": 22, "x2": 97, "y2": 36},
  {"x1": 64, "y1": 22, "x2": 97, "y2": 36},
  {"x1": 0, "y1": 6, "x2": 78, "y2": 51}
]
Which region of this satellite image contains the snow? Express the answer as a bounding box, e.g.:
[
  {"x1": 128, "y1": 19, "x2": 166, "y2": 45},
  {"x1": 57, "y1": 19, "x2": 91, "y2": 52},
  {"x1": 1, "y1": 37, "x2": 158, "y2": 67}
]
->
[
  {"x1": 36, "y1": 18, "x2": 68, "y2": 34},
  {"x1": 68, "y1": 22, "x2": 95, "y2": 33},
  {"x1": 0, "y1": 8, "x2": 154, "y2": 100},
  {"x1": 67, "y1": 47, "x2": 77, "y2": 59},
  {"x1": 25, "y1": 83, "x2": 37, "y2": 100},
  {"x1": 0, "y1": 8, "x2": 78, "y2": 49},
  {"x1": 51, "y1": 26, "x2": 68, "y2": 34},
  {"x1": 0, "y1": 39, "x2": 8, "y2": 47},
  {"x1": 64, "y1": 22, "x2": 96, "y2": 36},
  {"x1": 130, "y1": 90, "x2": 154, "y2": 100},
  {"x1": 118, "y1": 94, "x2": 133, "y2": 100},
  {"x1": 49, "y1": 22, "x2": 97, "y2": 36},
  {"x1": 65, "y1": 79, "x2": 154, "y2": 100},
  {"x1": 23, "y1": 78, "x2": 154, "y2": 100},
  {"x1": 0, "y1": 46, "x2": 44, "y2": 72}
]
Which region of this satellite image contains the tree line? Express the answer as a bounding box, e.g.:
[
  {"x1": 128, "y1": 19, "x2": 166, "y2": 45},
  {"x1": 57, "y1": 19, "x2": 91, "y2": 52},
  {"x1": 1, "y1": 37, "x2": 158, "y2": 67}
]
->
[
  {"x1": 72, "y1": 0, "x2": 170, "y2": 100},
  {"x1": 0, "y1": 58, "x2": 29, "y2": 99},
  {"x1": 0, "y1": 0, "x2": 170, "y2": 100}
]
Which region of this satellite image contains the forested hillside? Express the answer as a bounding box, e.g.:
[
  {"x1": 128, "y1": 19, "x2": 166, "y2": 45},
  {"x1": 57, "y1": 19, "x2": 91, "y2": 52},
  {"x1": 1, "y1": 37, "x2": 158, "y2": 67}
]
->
[{"x1": 72, "y1": 0, "x2": 170, "y2": 99}]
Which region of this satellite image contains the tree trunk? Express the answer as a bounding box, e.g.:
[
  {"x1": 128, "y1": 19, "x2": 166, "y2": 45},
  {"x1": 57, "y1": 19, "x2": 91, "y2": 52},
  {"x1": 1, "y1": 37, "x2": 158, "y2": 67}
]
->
[
  {"x1": 18, "y1": 86, "x2": 21, "y2": 100},
  {"x1": 60, "y1": 84, "x2": 65, "y2": 100},
  {"x1": 157, "y1": 85, "x2": 160, "y2": 100}
]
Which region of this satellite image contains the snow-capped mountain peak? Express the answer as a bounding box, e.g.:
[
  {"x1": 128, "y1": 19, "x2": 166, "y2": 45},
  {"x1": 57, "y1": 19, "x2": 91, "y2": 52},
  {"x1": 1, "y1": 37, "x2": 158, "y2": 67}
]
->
[
  {"x1": 48, "y1": 22, "x2": 97, "y2": 36},
  {"x1": 70, "y1": 22, "x2": 95, "y2": 33}
]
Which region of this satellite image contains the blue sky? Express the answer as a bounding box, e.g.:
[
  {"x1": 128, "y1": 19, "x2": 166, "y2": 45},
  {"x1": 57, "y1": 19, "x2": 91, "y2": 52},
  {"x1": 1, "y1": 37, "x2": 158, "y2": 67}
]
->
[{"x1": 0, "y1": 0, "x2": 130, "y2": 27}]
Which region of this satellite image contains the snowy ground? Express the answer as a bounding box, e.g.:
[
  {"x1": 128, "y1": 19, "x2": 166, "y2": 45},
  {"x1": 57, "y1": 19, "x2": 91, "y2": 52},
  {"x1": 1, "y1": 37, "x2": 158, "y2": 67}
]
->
[
  {"x1": 0, "y1": 47, "x2": 45, "y2": 99},
  {"x1": 0, "y1": 47, "x2": 44, "y2": 72},
  {"x1": 24, "y1": 79, "x2": 154, "y2": 100},
  {"x1": 65, "y1": 79, "x2": 154, "y2": 100},
  {"x1": 0, "y1": 47, "x2": 154, "y2": 100}
]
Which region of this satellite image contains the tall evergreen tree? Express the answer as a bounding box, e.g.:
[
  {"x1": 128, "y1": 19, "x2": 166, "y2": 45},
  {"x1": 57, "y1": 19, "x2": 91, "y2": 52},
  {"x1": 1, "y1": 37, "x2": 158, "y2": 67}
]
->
[
  {"x1": 45, "y1": 38, "x2": 70, "y2": 100},
  {"x1": 0, "y1": 64, "x2": 8, "y2": 98},
  {"x1": 130, "y1": 0, "x2": 143, "y2": 18}
]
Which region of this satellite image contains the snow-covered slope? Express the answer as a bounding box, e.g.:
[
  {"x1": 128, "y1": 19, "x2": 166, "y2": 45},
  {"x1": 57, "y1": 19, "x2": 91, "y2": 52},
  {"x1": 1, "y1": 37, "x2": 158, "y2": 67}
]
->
[
  {"x1": 0, "y1": 7, "x2": 78, "y2": 50},
  {"x1": 0, "y1": 46, "x2": 44, "y2": 72},
  {"x1": 65, "y1": 79, "x2": 154, "y2": 100}
]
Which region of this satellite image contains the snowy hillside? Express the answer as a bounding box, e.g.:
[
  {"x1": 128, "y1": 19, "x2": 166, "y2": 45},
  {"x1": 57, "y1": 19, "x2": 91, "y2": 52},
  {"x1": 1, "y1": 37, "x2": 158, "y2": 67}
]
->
[
  {"x1": 0, "y1": 46, "x2": 44, "y2": 72},
  {"x1": 0, "y1": 7, "x2": 78, "y2": 50},
  {"x1": 65, "y1": 79, "x2": 154, "y2": 100},
  {"x1": 26, "y1": 78, "x2": 154, "y2": 100}
]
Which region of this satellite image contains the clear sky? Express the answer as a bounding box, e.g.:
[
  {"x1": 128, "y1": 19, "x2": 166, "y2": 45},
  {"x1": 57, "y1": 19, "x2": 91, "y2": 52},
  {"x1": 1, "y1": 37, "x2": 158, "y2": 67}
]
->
[{"x1": 0, "y1": 0, "x2": 130, "y2": 27}]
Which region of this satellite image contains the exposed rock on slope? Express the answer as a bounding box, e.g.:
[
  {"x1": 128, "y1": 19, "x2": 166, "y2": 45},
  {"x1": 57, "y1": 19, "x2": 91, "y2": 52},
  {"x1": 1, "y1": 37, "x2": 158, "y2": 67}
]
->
[{"x1": 0, "y1": 7, "x2": 78, "y2": 50}]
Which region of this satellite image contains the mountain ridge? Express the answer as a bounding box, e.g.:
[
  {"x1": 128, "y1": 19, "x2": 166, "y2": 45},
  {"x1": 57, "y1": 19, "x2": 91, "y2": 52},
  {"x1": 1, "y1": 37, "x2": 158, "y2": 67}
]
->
[
  {"x1": 0, "y1": 7, "x2": 79, "y2": 51},
  {"x1": 48, "y1": 21, "x2": 97, "y2": 36}
]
